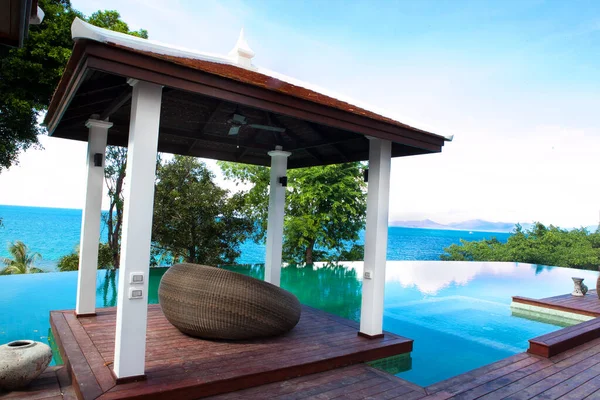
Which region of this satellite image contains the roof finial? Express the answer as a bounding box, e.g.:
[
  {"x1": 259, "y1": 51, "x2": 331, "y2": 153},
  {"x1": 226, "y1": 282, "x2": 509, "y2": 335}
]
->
[{"x1": 229, "y1": 28, "x2": 255, "y2": 69}]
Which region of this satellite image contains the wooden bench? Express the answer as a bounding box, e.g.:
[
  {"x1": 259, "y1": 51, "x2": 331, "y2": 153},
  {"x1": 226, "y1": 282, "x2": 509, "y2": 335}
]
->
[{"x1": 528, "y1": 317, "x2": 600, "y2": 357}]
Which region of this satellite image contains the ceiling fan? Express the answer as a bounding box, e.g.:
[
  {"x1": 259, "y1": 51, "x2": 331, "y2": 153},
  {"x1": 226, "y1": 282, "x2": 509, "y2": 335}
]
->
[{"x1": 227, "y1": 113, "x2": 286, "y2": 136}]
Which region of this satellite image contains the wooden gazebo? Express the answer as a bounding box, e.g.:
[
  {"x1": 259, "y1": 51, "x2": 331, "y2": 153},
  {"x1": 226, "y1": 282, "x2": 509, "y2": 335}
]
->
[{"x1": 45, "y1": 18, "x2": 450, "y2": 380}]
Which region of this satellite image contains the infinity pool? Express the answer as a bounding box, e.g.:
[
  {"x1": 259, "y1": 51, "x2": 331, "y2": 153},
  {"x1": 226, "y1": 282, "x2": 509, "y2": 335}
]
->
[{"x1": 0, "y1": 261, "x2": 596, "y2": 386}]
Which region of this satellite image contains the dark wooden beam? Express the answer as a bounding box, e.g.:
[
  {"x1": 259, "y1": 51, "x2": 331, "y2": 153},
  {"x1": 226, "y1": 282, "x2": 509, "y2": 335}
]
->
[
  {"x1": 234, "y1": 128, "x2": 263, "y2": 161},
  {"x1": 99, "y1": 87, "x2": 132, "y2": 120},
  {"x1": 270, "y1": 114, "x2": 323, "y2": 163},
  {"x1": 305, "y1": 122, "x2": 350, "y2": 162},
  {"x1": 160, "y1": 127, "x2": 275, "y2": 152},
  {"x1": 187, "y1": 101, "x2": 230, "y2": 153}
]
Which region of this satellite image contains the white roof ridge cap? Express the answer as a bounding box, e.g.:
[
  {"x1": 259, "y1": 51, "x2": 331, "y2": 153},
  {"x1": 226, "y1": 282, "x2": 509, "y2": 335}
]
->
[{"x1": 71, "y1": 17, "x2": 235, "y2": 66}]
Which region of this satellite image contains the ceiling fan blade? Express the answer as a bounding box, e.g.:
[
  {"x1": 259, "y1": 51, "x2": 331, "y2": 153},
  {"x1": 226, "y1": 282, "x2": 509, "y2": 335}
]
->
[
  {"x1": 228, "y1": 125, "x2": 241, "y2": 136},
  {"x1": 231, "y1": 113, "x2": 247, "y2": 124},
  {"x1": 248, "y1": 124, "x2": 286, "y2": 133}
]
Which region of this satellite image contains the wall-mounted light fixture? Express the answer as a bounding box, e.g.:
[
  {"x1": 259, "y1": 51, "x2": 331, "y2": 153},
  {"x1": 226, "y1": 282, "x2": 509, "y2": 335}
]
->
[
  {"x1": 363, "y1": 169, "x2": 369, "y2": 183},
  {"x1": 279, "y1": 176, "x2": 288, "y2": 187},
  {"x1": 93, "y1": 153, "x2": 103, "y2": 167}
]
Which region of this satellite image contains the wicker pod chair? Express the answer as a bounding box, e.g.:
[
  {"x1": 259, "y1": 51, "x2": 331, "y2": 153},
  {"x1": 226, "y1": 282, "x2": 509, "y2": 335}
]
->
[{"x1": 158, "y1": 263, "x2": 302, "y2": 340}]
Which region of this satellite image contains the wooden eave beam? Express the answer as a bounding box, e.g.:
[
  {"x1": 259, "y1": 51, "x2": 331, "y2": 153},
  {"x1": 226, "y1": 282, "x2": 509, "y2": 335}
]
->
[{"x1": 99, "y1": 87, "x2": 132, "y2": 120}]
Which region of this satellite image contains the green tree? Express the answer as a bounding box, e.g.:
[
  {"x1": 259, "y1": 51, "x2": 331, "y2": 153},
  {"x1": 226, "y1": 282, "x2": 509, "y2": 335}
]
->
[
  {"x1": 152, "y1": 156, "x2": 253, "y2": 265},
  {"x1": 0, "y1": 0, "x2": 80, "y2": 172},
  {"x1": 1, "y1": 241, "x2": 44, "y2": 274},
  {"x1": 0, "y1": 2, "x2": 147, "y2": 172},
  {"x1": 87, "y1": 10, "x2": 148, "y2": 38},
  {"x1": 219, "y1": 162, "x2": 367, "y2": 264},
  {"x1": 56, "y1": 243, "x2": 114, "y2": 271},
  {"x1": 103, "y1": 146, "x2": 127, "y2": 269},
  {"x1": 441, "y1": 222, "x2": 600, "y2": 270}
]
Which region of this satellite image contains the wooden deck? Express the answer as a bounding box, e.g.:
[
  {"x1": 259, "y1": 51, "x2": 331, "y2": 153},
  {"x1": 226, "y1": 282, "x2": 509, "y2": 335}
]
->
[
  {"x1": 206, "y1": 336, "x2": 600, "y2": 399},
  {"x1": 421, "y1": 336, "x2": 600, "y2": 399},
  {"x1": 0, "y1": 366, "x2": 76, "y2": 400},
  {"x1": 513, "y1": 290, "x2": 600, "y2": 318},
  {"x1": 50, "y1": 305, "x2": 413, "y2": 400},
  {"x1": 206, "y1": 364, "x2": 427, "y2": 400}
]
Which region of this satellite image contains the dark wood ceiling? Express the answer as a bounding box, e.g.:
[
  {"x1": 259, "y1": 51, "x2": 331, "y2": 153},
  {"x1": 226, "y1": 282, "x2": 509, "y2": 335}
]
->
[{"x1": 47, "y1": 40, "x2": 447, "y2": 169}]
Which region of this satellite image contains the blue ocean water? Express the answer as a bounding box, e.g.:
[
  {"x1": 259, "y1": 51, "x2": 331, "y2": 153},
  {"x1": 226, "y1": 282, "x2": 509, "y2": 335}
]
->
[{"x1": 0, "y1": 204, "x2": 510, "y2": 270}]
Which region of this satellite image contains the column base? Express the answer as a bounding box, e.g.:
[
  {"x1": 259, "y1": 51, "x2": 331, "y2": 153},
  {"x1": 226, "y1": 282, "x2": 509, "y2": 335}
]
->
[
  {"x1": 113, "y1": 372, "x2": 147, "y2": 385},
  {"x1": 75, "y1": 312, "x2": 96, "y2": 318},
  {"x1": 358, "y1": 331, "x2": 385, "y2": 340}
]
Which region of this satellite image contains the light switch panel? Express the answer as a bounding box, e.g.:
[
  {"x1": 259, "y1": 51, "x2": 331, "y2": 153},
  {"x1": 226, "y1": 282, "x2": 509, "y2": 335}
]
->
[
  {"x1": 130, "y1": 272, "x2": 144, "y2": 284},
  {"x1": 129, "y1": 288, "x2": 143, "y2": 299}
]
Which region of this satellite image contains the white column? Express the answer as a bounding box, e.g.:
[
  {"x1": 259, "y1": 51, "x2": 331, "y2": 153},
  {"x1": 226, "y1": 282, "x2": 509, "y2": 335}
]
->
[
  {"x1": 359, "y1": 138, "x2": 392, "y2": 337},
  {"x1": 113, "y1": 79, "x2": 163, "y2": 379},
  {"x1": 76, "y1": 119, "x2": 111, "y2": 316},
  {"x1": 264, "y1": 146, "x2": 291, "y2": 286}
]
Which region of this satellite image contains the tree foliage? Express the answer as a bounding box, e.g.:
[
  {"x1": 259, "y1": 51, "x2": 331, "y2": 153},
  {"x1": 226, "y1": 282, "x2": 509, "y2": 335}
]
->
[
  {"x1": 152, "y1": 156, "x2": 253, "y2": 265},
  {"x1": 0, "y1": 0, "x2": 80, "y2": 172},
  {"x1": 0, "y1": 1, "x2": 147, "y2": 172},
  {"x1": 441, "y1": 222, "x2": 600, "y2": 270},
  {"x1": 56, "y1": 243, "x2": 113, "y2": 271},
  {"x1": 1, "y1": 241, "x2": 44, "y2": 274},
  {"x1": 86, "y1": 10, "x2": 148, "y2": 38},
  {"x1": 103, "y1": 146, "x2": 127, "y2": 268},
  {"x1": 219, "y1": 162, "x2": 367, "y2": 264}
]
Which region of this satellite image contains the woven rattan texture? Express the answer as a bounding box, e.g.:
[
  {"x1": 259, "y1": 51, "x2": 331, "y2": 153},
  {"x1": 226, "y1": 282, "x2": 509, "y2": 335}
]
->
[{"x1": 158, "y1": 263, "x2": 301, "y2": 340}]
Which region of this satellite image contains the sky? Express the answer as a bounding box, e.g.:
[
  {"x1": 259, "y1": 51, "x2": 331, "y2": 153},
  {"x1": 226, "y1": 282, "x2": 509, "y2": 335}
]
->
[{"x1": 0, "y1": 0, "x2": 599, "y2": 227}]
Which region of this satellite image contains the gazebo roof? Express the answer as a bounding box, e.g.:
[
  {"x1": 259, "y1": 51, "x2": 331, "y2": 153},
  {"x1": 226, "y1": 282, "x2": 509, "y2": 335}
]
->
[{"x1": 45, "y1": 18, "x2": 450, "y2": 168}]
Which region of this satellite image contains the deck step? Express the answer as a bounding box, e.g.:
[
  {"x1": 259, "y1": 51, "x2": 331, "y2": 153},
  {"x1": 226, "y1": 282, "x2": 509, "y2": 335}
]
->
[{"x1": 528, "y1": 317, "x2": 600, "y2": 357}]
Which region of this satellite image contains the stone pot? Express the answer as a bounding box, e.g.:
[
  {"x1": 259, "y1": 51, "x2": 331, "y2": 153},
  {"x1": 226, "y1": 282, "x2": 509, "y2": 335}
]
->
[
  {"x1": 572, "y1": 277, "x2": 588, "y2": 297},
  {"x1": 0, "y1": 340, "x2": 52, "y2": 391}
]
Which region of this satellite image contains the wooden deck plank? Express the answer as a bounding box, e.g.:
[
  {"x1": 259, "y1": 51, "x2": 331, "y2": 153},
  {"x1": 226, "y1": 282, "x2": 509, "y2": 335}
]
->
[
  {"x1": 475, "y1": 337, "x2": 600, "y2": 400},
  {"x1": 425, "y1": 353, "x2": 530, "y2": 393},
  {"x1": 555, "y1": 375, "x2": 600, "y2": 399},
  {"x1": 421, "y1": 356, "x2": 542, "y2": 400},
  {"x1": 528, "y1": 317, "x2": 600, "y2": 358},
  {"x1": 528, "y1": 361, "x2": 600, "y2": 399},
  {"x1": 63, "y1": 313, "x2": 116, "y2": 393},
  {"x1": 204, "y1": 365, "x2": 425, "y2": 400},
  {"x1": 51, "y1": 305, "x2": 412, "y2": 400},
  {"x1": 50, "y1": 311, "x2": 104, "y2": 400},
  {"x1": 0, "y1": 367, "x2": 74, "y2": 400},
  {"x1": 513, "y1": 291, "x2": 600, "y2": 318}
]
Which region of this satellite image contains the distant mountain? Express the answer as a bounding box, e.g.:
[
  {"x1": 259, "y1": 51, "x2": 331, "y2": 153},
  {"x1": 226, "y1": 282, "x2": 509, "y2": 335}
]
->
[
  {"x1": 447, "y1": 219, "x2": 515, "y2": 232},
  {"x1": 390, "y1": 219, "x2": 449, "y2": 230},
  {"x1": 390, "y1": 220, "x2": 600, "y2": 233},
  {"x1": 390, "y1": 219, "x2": 517, "y2": 233}
]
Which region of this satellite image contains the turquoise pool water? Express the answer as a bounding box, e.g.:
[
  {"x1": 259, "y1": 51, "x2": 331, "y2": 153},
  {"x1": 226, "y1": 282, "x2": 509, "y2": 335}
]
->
[{"x1": 0, "y1": 261, "x2": 596, "y2": 386}]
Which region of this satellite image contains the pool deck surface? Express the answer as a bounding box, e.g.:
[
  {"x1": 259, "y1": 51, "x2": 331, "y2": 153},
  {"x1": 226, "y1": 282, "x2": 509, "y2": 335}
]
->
[
  {"x1": 0, "y1": 366, "x2": 76, "y2": 400},
  {"x1": 513, "y1": 290, "x2": 600, "y2": 318},
  {"x1": 14, "y1": 290, "x2": 600, "y2": 399},
  {"x1": 48, "y1": 304, "x2": 413, "y2": 399}
]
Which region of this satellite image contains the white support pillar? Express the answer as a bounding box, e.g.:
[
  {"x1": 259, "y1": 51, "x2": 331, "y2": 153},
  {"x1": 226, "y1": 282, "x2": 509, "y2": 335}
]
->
[
  {"x1": 76, "y1": 118, "x2": 111, "y2": 316},
  {"x1": 113, "y1": 79, "x2": 163, "y2": 379},
  {"x1": 359, "y1": 138, "x2": 392, "y2": 338},
  {"x1": 264, "y1": 146, "x2": 291, "y2": 286}
]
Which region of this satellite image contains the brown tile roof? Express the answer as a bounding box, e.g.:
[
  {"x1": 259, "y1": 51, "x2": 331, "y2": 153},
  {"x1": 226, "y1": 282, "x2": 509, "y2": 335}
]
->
[{"x1": 107, "y1": 42, "x2": 439, "y2": 137}]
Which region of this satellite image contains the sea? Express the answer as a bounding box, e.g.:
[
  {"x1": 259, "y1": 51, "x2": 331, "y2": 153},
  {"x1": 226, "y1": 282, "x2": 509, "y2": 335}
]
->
[{"x1": 0, "y1": 204, "x2": 511, "y2": 271}]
